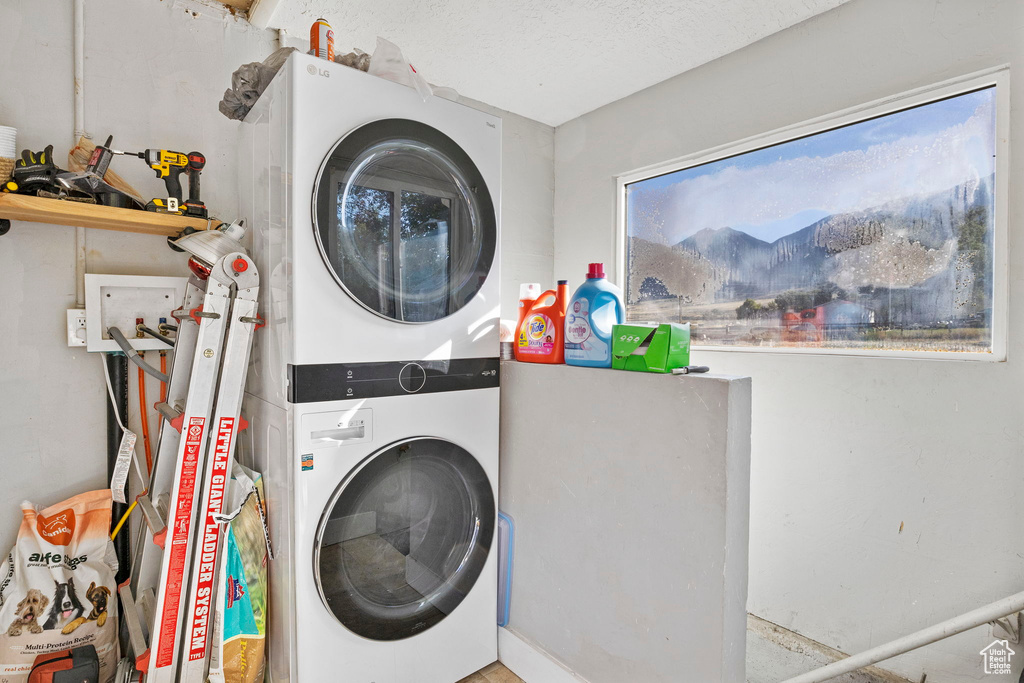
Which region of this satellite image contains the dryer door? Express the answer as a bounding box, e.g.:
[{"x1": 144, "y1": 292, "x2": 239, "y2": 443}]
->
[
  {"x1": 313, "y1": 119, "x2": 497, "y2": 323},
  {"x1": 314, "y1": 437, "x2": 495, "y2": 640}
]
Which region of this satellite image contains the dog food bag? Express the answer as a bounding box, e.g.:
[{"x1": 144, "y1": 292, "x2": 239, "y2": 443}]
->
[
  {"x1": 0, "y1": 490, "x2": 119, "y2": 683},
  {"x1": 208, "y1": 465, "x2": 269, "y2": 683}
]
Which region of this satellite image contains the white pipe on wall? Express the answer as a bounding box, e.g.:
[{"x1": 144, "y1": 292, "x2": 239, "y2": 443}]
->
[
  {"x1": 781, "y1": 590, "x2": 1024, "y2": 683},
  {"x1": 73, "y1": 0, "x2": 86, "y2": 141},
  {"x1": 73, "y1": 0, "x2": 87, "y2": 308}
]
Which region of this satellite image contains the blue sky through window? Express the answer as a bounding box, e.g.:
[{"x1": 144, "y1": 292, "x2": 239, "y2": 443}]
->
[{"x1": 627, "y1": 87, "x2": 996, "y2": 244}]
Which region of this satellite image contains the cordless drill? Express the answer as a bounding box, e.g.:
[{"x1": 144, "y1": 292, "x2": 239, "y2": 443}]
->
[{"x1": 123, "y1": 148, "x2": 208, "y2": 218}]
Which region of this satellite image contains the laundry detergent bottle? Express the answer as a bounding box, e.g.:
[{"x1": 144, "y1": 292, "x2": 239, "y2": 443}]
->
[
  {"x1": 516, "y1": 283, "x2": 541, "y2": 338},
  {"x1": 515, "y1": 280, "x2": 569, "y2": 363},
  {"x1": 564, "y1": 263, "x2": 625, "y2": 368}
]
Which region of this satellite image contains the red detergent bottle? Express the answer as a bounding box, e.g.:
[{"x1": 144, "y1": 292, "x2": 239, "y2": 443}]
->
[
  {"x1": 515, "y1": 284, "x2": 541, "y2": 341},
  {"x1": 515, "y1": 280, "x2": 569, "y2": 363}
]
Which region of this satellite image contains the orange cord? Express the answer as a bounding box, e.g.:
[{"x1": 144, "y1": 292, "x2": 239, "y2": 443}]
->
[
  {"x1": 138, "y1": 354, "x2": 153, "y2": 475},
  {"x1": 160, "y1": 352, "x2": 167, "y2": 402}
]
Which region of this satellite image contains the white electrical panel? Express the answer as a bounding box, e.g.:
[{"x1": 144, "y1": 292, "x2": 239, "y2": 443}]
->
[{"x1": 84, "y1": 274, "x2": 188, "y2": 353}]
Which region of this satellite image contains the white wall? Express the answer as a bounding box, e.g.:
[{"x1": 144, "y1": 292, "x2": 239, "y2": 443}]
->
[
  {"x1": 464, "y1": 96, "x2": 555, "y2": 322},
  {"x1": 552, "y1": 0, "x2": 1024, "y2": 680},
  {"x1": 0, "y1": 0, "x2": 553, "y2": 555},
  {"x1": 500, "y1": 363, "x2": 751, "y2": 683},
  {"x1": 0, "y1": 0, "x2": 275, "y2": 558}
]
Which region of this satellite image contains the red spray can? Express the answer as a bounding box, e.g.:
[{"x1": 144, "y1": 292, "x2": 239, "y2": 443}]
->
[{"x1": 310, "y1": 18, "x2": 334, "y2": 61}]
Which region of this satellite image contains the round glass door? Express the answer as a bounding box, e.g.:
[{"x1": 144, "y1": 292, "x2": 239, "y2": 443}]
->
[
  {"x1": 313, "y1": 119, "x2": 497, "y2": 323},
  {"x1": 314, "y1": 438, "x2": 495, "y2": 640}
]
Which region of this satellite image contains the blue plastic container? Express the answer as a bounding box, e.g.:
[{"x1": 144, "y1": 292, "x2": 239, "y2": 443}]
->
[
  {"x1": 564, "y1": 263, "x2": 625, "y2": 368},
  {"x1": 497, "y1": 511, "x2": 515, "y2": 627}
]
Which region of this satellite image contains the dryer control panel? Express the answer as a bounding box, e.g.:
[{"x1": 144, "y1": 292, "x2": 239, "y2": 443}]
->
[{"x1": 287, "y1": 357, "x2": 500, "y2": 403}]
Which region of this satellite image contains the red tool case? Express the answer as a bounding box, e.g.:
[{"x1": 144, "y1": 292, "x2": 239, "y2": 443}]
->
[{"x1": 28, "y1": 645, "x2": 99, "y2": 683}]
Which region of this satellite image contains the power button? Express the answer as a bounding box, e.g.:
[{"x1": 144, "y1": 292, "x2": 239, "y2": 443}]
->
[{"x1": 398, "y1": 363, "x2": 427, "y2": 393}]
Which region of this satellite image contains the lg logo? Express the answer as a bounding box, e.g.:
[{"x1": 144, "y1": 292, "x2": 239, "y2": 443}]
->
[{"x1": 307, "y1": 64, "x2": 330, "y2": 78}]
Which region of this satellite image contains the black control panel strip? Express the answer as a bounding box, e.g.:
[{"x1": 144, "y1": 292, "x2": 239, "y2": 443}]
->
[{"x1": 288, "y1": 357, "x2": 500, "y2": 404}]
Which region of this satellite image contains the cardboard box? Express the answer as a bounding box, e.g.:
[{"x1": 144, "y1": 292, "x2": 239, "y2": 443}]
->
[{"x1": 612, "y1": 322, "x2": 691, "y2": 373}]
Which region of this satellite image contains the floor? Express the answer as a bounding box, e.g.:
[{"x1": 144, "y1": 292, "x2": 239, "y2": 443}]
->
[
  {"x1": 745, "y1": 615, "x2": 913, "y2": 683},
  {"x1": 459, "y1": 661, "x2": 525, "y2": 683},
  {"x1": 460, "y1": 617, "x2": 911, "y2": 683}
]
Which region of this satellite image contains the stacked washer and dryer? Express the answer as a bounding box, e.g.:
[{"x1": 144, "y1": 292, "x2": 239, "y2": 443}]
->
[{"x1": 237, "y1": 52, "x2": 501, "y2": 683}]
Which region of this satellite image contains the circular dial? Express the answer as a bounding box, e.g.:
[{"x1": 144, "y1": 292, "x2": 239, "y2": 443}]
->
[{"x1": 398, "y1": 363, "x2": 427, "y2": 393}]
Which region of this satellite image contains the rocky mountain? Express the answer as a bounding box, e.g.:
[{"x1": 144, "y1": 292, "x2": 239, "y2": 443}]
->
[{"x1": 665, "y1": 175, "x2": 994, "y2": 302}]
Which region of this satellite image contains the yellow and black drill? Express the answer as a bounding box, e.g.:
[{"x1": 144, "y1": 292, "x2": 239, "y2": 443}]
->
[{"x1": 120, "y1": 148, "x2": 208, "y2": 218}]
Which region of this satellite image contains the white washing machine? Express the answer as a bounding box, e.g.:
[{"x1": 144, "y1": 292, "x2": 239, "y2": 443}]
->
[
  {"x1": 238, "y1": 52, "x2": 501, "y2": 409},
  {"x1": 239, "y1": 386, "x2": 498, "y2": 683},
  {"x1": 236, "y1": 52, "x2": 501, "y2": 682}
]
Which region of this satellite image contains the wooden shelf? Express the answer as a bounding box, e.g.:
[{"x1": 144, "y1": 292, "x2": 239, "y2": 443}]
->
[{"x1": 0, "y1": 194, "x2": 214, "y2": 237}]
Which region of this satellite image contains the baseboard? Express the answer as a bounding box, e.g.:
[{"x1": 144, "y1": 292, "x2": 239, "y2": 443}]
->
[
  {"x1": 747, "y1": 614, "x2": 914, "y2": 683},
  {"x1": 498, "y1": 627, "x2": 586, "y2": 683}
]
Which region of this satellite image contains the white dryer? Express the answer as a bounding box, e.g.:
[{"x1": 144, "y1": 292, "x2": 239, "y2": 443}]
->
[
  {"x1": 238, "y1": 52, "x2": 501, "y2": 409},
  {"x1": 240, "y1": 386, "x2": 498, "y2": 683},
  {"x1": 237, "y1": 52, "x2": 501, "y2": 683}
]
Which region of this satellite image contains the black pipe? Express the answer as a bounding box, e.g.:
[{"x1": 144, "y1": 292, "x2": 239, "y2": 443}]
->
[
  {"x1": 106, "y1": 352, "x2": 130, "y2": 586},
  {"x1": 137, "y1": 324, "x2": 175, "y2": 347}
]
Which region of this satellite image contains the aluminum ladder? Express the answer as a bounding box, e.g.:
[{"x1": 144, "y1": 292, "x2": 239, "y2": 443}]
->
[{"x1": 116, "y1": 244, "x2": 259, "y2": 683}]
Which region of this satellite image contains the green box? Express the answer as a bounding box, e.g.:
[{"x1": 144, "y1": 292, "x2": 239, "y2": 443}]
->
[{"x1": 611, "y1": 322, "x2": 691, "y2": 373}]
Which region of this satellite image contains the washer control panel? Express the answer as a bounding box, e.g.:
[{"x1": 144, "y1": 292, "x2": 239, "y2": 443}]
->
[{"x1": 288, "y1": 357, "x2": 500, "y2": 403}]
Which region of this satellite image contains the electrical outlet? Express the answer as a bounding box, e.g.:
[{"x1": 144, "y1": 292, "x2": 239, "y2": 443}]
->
[{"x1": 67, "y1": 309, "x2": 87, "y2": 347}]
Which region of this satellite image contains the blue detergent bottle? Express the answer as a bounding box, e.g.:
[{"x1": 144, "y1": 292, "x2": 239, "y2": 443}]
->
[{"x1": 564, "y1": 263, "x2": 625, "y2": 367}]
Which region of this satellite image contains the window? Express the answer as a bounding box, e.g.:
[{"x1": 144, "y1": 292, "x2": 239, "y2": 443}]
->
[{"x1": 621, "y1": 72, "x2": 1006, "y2": 359}]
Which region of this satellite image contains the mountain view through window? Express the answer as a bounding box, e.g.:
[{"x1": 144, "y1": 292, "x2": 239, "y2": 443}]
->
[{"x1": 625, "y1": 87, "x2": 997, "y2": 354}]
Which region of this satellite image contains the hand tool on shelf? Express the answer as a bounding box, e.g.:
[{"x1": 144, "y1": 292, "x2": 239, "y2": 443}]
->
[
  {"x1": 117, "y1": 148, "x2": 207, "y2": 217},
  {"x1": 55, "y1": 136, "x2": 145, "y2": 209},
  {"x1": 671, "y1": 365, "x2": 710, "y2": 375},
  {"x1": 182, "y1": 152, "x2": 208, "y2": 219}
]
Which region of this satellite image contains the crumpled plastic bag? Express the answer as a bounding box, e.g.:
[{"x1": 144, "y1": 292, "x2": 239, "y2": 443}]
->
[
  {"x1": 430, "y1": 85, "x2": 460, "y2": 102},
  {"x1": 219, "y1": 47, "x2": 298, "y2": 121},
  {"x1": 368, "y1": 37, "x2": 432, "y2": 101},
  {"x1": 335, "y1": 48, "x2": 371, "y2": 72}
]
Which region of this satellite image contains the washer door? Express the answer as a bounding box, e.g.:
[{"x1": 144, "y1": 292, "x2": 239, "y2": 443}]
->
[
  {"x1": 314, "y1": 438, "x2": 495, "y2": 640},
  {"x1": 313, "y1": 119, "x2": 497, "y2": 323}
]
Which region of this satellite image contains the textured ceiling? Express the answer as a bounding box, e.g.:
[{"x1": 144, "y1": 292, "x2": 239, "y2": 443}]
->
[{"x1": 266, "y1": 0, "x2": 850, "y2": 126}]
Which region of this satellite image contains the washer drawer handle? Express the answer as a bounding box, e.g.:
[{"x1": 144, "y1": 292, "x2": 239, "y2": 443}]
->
[{"x1": 311, "y1": 426, "x2": 365, "y2": 441}]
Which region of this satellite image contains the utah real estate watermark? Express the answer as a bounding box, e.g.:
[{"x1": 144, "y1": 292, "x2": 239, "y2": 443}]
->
[{"x1": 980, "y1": 639, "x2": 1015, "y2": 675}]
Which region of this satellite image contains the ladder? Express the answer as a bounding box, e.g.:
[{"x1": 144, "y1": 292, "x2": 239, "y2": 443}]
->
[{"x1": 116, "y1": 240, "x2": 260, "y2": 683}]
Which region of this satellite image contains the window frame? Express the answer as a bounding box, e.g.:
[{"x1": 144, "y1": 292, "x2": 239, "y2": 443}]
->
[{"x1": 615, "y1": 66, "x2": 1010, "y2": 361}]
